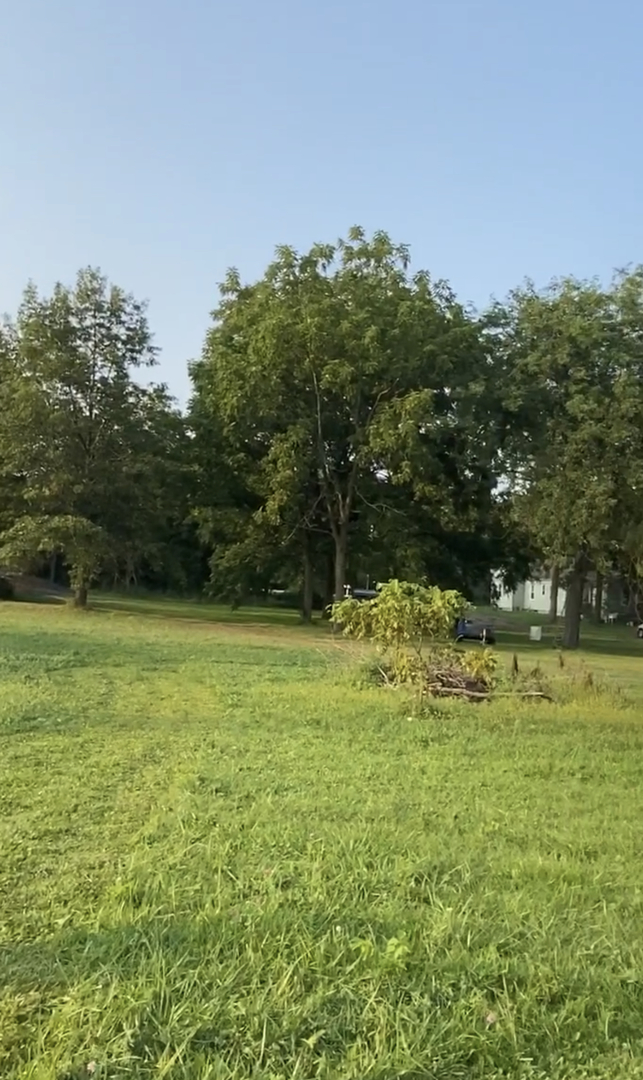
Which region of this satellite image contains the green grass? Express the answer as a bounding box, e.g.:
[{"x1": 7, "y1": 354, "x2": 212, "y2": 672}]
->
[
  {"x1": 2, "y1": 602, "x2": 643, "y2": 1079},
  {"x1": 92, "y1": 592, "x2": 322, "y2": 628}
]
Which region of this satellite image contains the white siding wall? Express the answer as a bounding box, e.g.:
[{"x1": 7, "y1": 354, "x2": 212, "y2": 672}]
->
[
  {"x1": 492, "y1": 572, "x2": 566, "y2": 614},
  {"x1": 522, "y1": 578, "x2": 567, "y2": 615},
  {"x1": 492, "y1": 571, "x2": 518, "y2": 610}
]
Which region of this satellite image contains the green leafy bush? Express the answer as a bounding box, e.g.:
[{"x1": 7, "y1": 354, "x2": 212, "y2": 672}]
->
[
  {"x1": 332, "y1": 579, "x2": 475, "y2": 683},
  {"x1": 331, "y1": 580, "x2": 505, "y2": 702}
]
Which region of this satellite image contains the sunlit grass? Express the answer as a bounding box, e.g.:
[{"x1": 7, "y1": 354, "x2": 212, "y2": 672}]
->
[{"x1": 2, "y1": 601, "x2": 643, "y2": 1078}]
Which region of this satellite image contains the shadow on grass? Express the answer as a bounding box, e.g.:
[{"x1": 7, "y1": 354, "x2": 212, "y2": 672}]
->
[
  {"x1": 495, "y1": 626, "x2": 643, "y2": 659},
  {"x1": 91, "y1": 593, "x2": 329, "y2": 632},
  {"x1": 0, "y1": 921, "x2": 386, "y2": 1076},
  {"x1": 3, "y1": 909, "x2": 643, "y2": 1080},
  {"x1": 1, "y1": 924, "x2": 220, "y2": 1077},
  {"x1": 94, "y1": 594, "x2": 643, "y2": 656},
  {"x1": 15, "y1": 593, "x2": 68, "y2": 607}
]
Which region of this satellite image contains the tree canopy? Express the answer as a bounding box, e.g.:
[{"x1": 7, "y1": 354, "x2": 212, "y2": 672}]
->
[
  {"x1": 491, "y1": 269, "x2": 643, "y2": 645},
  {"x1": 190, "y1": 227, "x2": 509, "y2": 617},
  {"x1": 1, "y1": 238, "x2": 642, "y2": 646},
  {"x1": 0, "y1": 268, "x2": 185, "y2": 605}
]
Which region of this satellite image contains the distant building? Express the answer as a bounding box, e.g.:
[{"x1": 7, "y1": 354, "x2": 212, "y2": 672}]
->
[
  {"x1": 492, "y1": 570, "x2": 568, "y2": 615},
  {"x1": 493, "y1": 568, "x2": 636, "y2": 620}
]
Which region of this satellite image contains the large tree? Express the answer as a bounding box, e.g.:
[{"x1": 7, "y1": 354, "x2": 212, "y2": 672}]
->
[
  {"x1": 491, "y1": 270, "x2": 643, "y2": 647},
  {"x1": 191, "y1": 227, "x2": 493, "y2": 606},
  {"x1": 0, "y1": 268, "x2": 183, "y2": 605}
]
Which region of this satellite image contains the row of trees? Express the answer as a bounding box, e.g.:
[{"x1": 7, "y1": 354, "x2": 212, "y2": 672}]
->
[{"x1": 2, "y1": 230, "x2": 643, "y2": 647}]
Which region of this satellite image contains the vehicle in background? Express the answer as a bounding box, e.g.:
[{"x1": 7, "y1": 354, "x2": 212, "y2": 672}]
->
[
  {"x1": 455, "y1": 617, "x2": 496, "y2": 645},
  {"x1": 343, "y1": 585, "x2": 379, "y2": 601}
]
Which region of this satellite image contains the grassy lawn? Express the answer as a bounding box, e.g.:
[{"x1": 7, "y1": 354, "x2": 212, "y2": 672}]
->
[
  {"x1": 2, "y1": 602, "x2": 643, "y2": 1078},
  {"x1": 92, "y1": 593, "x2": 317, "y2": 630}
]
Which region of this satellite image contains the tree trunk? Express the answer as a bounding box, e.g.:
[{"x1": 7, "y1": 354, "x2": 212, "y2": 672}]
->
[
  {"x1": 49, "y1": 552, "x2": 57, "y2": 584},
  {"x1": 549, "y1": 564, "x2": 560, "y2": 621},
  {"x1": 329, "y1": 527, "x2": 349, "y2": 634},
  {"x1": 562, "y1": 567, "x2": 585, "y2": 648},
  {"x1": 333, "y1": 526, "x2": 348, "y2": 602},
  {"x1": 593, "y1": 571, "x2": 604, "y2": 623},
  {"x1": 301, "y1": 534, "x2": 314, "y2": 623},
  {"x1": 321, "y1": 555, "x2": 334, "y2": 618},
  {"x1": 73, "y1": 584, "x2": 89, "y2": 609}
]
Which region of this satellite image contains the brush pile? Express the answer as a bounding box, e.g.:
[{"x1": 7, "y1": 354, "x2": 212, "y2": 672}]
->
[{"x1": 424, "y1": 659, "x2": 492, "y2": 699}]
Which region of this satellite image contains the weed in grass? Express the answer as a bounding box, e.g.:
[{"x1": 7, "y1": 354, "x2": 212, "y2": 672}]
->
[{"x1": 2, "y1": 603, "x2": 643, "y2": 1077}]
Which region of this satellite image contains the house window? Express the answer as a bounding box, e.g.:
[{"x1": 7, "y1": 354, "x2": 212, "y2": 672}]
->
[
  {"x1": 530, "y1": 583, "x2": 535, "y2": 600},
  {"x1": 542, "y1": 584, "x2": 546, "y2": 596}
]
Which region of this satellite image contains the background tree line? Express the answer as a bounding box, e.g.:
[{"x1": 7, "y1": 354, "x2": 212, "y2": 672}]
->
[{"x1": 2, "y1": 230, "x2": 643, "y2": 648}]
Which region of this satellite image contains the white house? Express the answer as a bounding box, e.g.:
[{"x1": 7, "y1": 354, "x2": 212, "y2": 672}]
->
[
  {"x1": 492, "y1": 570, "x2": 567, "y2": 615},
  {"x1": 493, "y1": 569, "x2": 628, "y2": 619}
]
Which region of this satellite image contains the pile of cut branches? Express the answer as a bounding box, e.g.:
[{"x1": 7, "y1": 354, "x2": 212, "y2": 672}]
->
[
  {"x1": 424, "y1": 660, "x2": 491, "y2": 700},
  {"x1": 332, "y1": 581, "x2": 555, "y2": 705}
]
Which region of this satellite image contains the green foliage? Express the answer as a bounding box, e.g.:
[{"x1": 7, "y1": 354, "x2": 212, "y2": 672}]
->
[
  {"x1": 332, "y1": 578, "x2": 466, "y2": 682},
  {"x1": 0, "y1": 269, "x2": 186, "y2": 598},
  {"x1": 332, "y1": 580, "x2": 502, "y2": 700},
  {"x1": 492, "y1": 269, "x2": 643, "y2": 646},
  {"x1": 0, "y1": 514, "x2": 110, "y2": 604},
  {"x1": 460, "y1": 646, "x2": 498, "y2": 688},
  {"x1": 4, "y1": 242, "x2": 643, "y2": 635},
  {"x1": 191, "y1": 228, "x2": 496, "y2": 604}
]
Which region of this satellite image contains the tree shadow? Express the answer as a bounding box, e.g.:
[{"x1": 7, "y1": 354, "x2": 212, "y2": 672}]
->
[
  {"x1": 1, "y1": 922, "x2": 204, "y2": 1077},
  {"x1": 496, "y1": 627, "x2": 643, "y2": 659}
]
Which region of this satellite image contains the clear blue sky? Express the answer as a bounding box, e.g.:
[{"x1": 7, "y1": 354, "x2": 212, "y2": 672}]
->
[{"x1": 2, "y1": 0, "x2": 641, "y2": 403}]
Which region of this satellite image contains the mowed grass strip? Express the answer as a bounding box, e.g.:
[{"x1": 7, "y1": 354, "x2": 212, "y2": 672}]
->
[{"x1": 2, "y1": 604, "x2": 643, "y2": 1079}]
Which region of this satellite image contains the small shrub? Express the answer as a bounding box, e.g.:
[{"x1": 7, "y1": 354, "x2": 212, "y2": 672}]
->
[
  {"x1": 0, "y1": 576, "x2": 15, "y2": 600},
  {"x1": 460, "y1": 648, "x2": 498, "y2": 689},
  {"x1": 331, "y1": 579, "x2": 498, "y2": 701},
  {"x1": 331, "y1": 579, "x2": 466, "y2": 679}
]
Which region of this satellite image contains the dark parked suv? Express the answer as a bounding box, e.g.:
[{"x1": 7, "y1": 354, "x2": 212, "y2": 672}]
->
[{"x1": 455, "y1": 617, "x2": 496, "y2": 645}]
